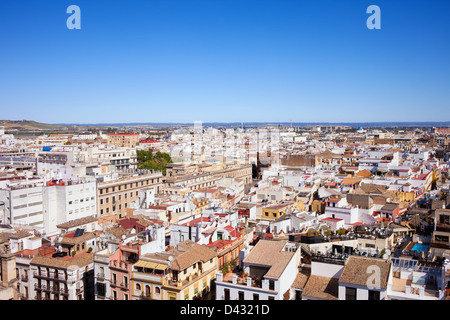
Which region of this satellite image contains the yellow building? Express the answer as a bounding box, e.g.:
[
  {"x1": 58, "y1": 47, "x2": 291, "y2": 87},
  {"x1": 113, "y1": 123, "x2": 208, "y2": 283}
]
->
[
  {"x1": 261, "y1": 203, "x2": 297, "y2": 221},
  {"x1": 131, "y1": 240, "x2": 217, "y2": 300},
  {"x1": 97, "y1": 173, "x2": 164, "y2": 222},
  {"x1": 107, "y1": 133, "x2": 140, "y2": 148}
]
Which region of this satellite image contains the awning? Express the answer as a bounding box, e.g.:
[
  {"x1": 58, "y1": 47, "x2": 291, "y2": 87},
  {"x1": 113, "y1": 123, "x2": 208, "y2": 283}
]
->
[
  {"x1": 135, "y1": 260, "x2": 158, "y2": 269},
  {"x1": 154, "y1": 263, "x2": 169, "y2": 271},
  {"x1": 135, "y1": 260, "x2": 168, "y2": 271}
]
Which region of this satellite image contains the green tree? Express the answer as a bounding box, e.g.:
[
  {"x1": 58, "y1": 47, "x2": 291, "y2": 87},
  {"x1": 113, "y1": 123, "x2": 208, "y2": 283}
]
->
[{"x1": 137, "y1": 150, "x2": 172, "y2": 176}]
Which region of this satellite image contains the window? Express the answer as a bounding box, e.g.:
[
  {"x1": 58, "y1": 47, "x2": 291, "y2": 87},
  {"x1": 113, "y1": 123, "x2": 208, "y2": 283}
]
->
[
  {"x1": 345, "y1": 287, "x2": 357, "y2": 300},
  {"x1": 238, "y1": 291, "x2": 244, "y2": 300},
  {"x1": 440, "y1": 215, "x2": 450, "y2": 225},
  {"x1": 253, "y1": 293, "x2": 259, "y2": 300},
  {"x1": 269, "y1": 280, "x2": 275, "y2": 291},
  {"x1": 224, "y1": 289, "x2": 230, "y2": 300},
  {"x1": 368, "y1": 290, "x2": 380, "y2": 300},
  {"x1": 97, "y1": 283, "x2": 106, "y2": 297}
]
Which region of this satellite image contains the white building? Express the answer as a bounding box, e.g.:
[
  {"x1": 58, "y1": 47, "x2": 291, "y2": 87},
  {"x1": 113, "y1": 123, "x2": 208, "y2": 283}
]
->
[
  {"x1": 43, "y1": 180, "x2": 97, "y2": 235},
  {"x1": 215, "y1": 240, "x2": 301, "y2": 300},
  {"x1": 0, "y1": 179, "x2": 97, "y2": 236}
]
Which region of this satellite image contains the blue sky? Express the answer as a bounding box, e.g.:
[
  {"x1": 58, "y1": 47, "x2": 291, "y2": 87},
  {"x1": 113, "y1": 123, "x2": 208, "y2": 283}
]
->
[{"x1": 1, "y1": 0, "x2": 449, "y2": 124}]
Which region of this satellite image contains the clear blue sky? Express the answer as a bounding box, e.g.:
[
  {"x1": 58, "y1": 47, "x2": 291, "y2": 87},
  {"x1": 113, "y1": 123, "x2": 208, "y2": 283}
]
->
[{"x1": 1, "y1": 0, "x2": 449, "y2": 124}]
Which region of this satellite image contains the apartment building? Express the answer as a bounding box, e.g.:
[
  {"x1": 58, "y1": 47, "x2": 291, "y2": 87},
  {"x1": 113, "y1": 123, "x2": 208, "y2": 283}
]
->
[
  {"x1": 83, "y1": 146, "x2": 138, "y2": 171},
  {"x1": 387, "y1": 257, "x2": 445, "y2": 300},
  {"x1": 97, "y1": 173, "x2": 164, "y2": 222},
  {"x1": 13, "y1": 232, "x2": 43, "y2": 300},
  {"x1": 0, "y1": 236, "x2": 18, "y2": 300},
  {"x1": 0, "y1": 179, "x2": 97, "y2": 235},
  {"x1": 94, "y1": 220, "x2": 166, "y2": 300},
  {"x1": 165, "y1": 162, "x2": 253, "y2": 189},
  {"x1": 215, "y1": 240, "x2": 301, "y2": 300},
  {"x1": 0, "y1": 183, "x2": 44, "y2": 231},
  {"x1": 107, "y1": 133, "x2": 140, "y2": 148},
  {"x1": 29, "y1": 253, "x2": 95, "y2": 300},
  {"x1": 131, "y1": 240, "x2": 217, "y2": 300},
  {"x1": 261, "y1": 203, "x2": 298, "y2": 222},
  {"x1": 43, "y1": 180, "x2": 97, "y2": 235},
  {"x1": 35, "y1": 135, "x2": 69, "y2": 146},
  {"x1": 430, "y1": 209, "x2": 450, "y2": 258},
  {"x1": 36, "y1": 150, "x2": 74, "y2": 176}
]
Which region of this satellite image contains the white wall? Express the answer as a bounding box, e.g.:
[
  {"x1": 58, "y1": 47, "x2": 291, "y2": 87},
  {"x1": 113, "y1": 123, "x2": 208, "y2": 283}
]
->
[
  {"x1": 311, "y1": 261, "x2": 344, "y2": 279},
  {"x1": 338, "y1": 284, "x2": 388, "y2": 300},
  {"x1": 43, "y1": 181, "x2": 97, "y2": 235}
]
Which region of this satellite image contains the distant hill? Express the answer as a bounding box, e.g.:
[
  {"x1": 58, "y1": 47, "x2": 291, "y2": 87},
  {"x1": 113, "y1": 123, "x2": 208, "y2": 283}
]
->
[{"x1": 0, "y1": 120, "x2": 67, "y2": 131}]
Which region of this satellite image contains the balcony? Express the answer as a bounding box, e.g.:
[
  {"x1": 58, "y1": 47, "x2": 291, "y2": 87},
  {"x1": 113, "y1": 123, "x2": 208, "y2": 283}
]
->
[
  {"x1": 34, "y1": 271, "x2": 68, "y2": 282},
  {"x1": 389, "y1": 278, "x2": 440, "y2": 299},
  {"x1": 110, "y1": 260, "x2": 131, "y2": 271},
  {"x1": 35, "y1": 283, "x2": 68, "y2": 295},
  {"x1": 96, "y1": 273, "x2": 106, "y2": 281},
  {"x1": 34, "y1": 283, "x2": 45, "y2": 291},
  {"x1": 132, "y1": 272, "x2": 164, "y2": 284},
  {"x1": 110, "y1": 280, "x2": 129, "y2": 289},
  {"x1": 60, "y1": 288, "x2": 69, "y2": 295},
  {"x1": 430, "y1": 240, "x2": 450, "y2": 249},
  {"x1": 435, "y1": 223, "x2": 450, "y2": 233},
  {"x1": 216, "y1": 272, "x2": 276, "y2": 292}
]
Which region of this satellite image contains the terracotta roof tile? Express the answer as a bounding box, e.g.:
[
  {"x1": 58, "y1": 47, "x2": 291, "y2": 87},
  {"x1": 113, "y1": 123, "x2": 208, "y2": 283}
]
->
[
  {"x1": 303, "y1": 275, "x2": 339, "y2": 300},
  {"x1": 339, "y1": 256, "x2": 391, "y2": 289}
]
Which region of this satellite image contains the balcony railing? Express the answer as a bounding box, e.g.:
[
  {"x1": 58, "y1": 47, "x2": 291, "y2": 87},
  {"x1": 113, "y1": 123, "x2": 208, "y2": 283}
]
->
[
  {"x1": 435, "y1": 223, "x2": 450, "y2": 233},
  {"x1": 33, "y1": 271, "x2": 68, "y2": 281},
  {"x1": 132, "y1": 272, "x2": 164, "y2": 284},
  {"x1": 110, "y1": 280, "x2": 129, "y2": 289},
  {"x1": 110, "y1": 260, "x2": 131, "y2": 270},
  {"x1": 430, "y1": 240, "x2": 450, "y2": 249},
  {"x1": 35, "y1": 283, "x2": 68, "y2": 295},
  {"x1": 96, "y1": 273, "x2": 106, "y2": 280}
]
